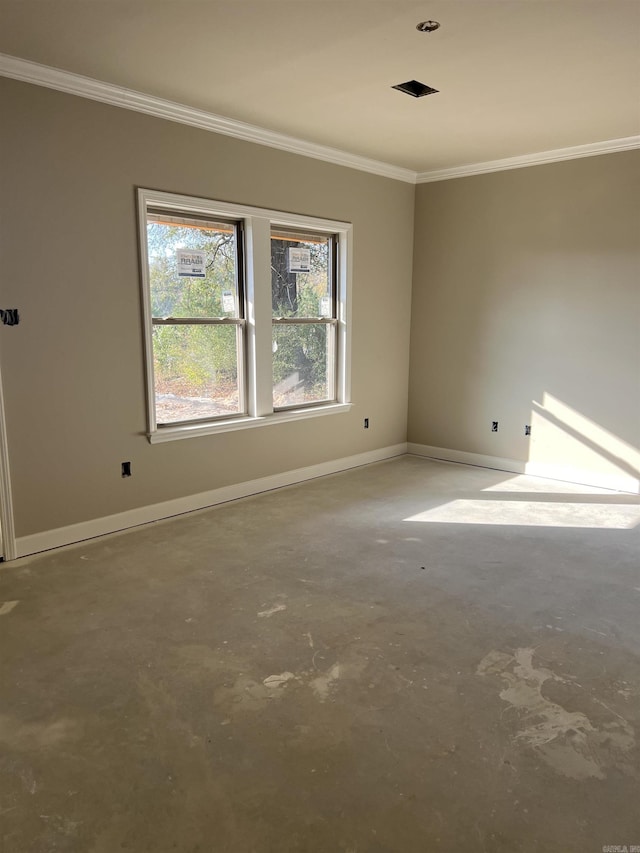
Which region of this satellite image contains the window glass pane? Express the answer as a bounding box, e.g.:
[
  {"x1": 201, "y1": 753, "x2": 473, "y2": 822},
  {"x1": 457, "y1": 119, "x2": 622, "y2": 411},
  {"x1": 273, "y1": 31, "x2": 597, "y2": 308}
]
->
[
  {"x1": 271, "y1": 230, "x2": 332, "y2": 319},
  {"x1": 153, "y1": 324, "x2": 242, "y2": 423},
  {"x1": 147, "y1": 212, "x2": 239, "y2": 319},
  {"x1": 272, "y1": 323, "x2": 334, "y2": 408}
]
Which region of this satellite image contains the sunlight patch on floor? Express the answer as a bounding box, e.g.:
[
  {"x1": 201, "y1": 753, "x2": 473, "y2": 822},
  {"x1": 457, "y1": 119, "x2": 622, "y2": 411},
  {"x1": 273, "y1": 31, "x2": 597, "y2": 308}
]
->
[
  {"x1": 481, "y1": 475, "x2": 615, "y2": 495},
  {"x1": 404, "y1": 499, "x2": 640, "y2": 529}
]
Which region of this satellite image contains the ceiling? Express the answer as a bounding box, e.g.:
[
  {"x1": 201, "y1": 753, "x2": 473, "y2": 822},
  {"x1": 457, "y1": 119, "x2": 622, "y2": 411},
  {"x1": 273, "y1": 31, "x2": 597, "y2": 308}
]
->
[{"x1": 0, "y1": 1, "x2": 639, "y2": 174}]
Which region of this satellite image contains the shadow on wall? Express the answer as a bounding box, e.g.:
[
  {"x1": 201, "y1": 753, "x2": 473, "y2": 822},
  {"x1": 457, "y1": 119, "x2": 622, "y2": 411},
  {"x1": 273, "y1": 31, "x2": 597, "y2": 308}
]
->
[
  {"x1": 527, "y1": 393, "x2": 640, "y2": 494},
  {"x1": 408, "y1": 153, "x2": 640, "y2": 497}
]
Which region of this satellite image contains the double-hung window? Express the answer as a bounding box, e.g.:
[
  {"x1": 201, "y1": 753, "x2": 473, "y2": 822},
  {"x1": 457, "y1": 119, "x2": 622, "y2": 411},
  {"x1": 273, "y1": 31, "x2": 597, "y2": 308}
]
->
[
  {"x1": 271, "y1": 228, "x2": 337, "y2": 409},
  {"x1": 138, "y1": 189, "x2": 351, "y2": 442},
  {"x1": 145, "y1": 210, "x2": 245, "y2": 425}
]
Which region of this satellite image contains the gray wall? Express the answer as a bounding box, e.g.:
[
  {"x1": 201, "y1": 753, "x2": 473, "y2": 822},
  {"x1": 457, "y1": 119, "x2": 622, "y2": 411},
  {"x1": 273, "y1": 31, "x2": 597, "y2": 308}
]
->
[
  {"x1": 409, "y1": 151, "x2": 640, "y2": 488},
  {"x1": 2, "y1": 75, "x2": 637, "y2": 544},
  {"x1": 0, "y1": 78, "x2": 415, "y2": 538}
]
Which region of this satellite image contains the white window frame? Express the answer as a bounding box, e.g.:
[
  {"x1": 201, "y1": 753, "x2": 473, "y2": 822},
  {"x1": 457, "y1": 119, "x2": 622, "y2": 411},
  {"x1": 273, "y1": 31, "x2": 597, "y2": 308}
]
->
[{"x1": 137, "y1": 188, "x2": 352, "y2": 444}]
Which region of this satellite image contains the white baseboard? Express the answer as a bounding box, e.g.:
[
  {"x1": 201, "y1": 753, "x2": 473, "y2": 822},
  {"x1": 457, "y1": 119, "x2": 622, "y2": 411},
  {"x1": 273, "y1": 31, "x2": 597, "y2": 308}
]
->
[
  {"x1": 407, "y1": 443, "x2": 525, "y2": 475},
  {"x1": 407, "y1": 443, "x2": 640, "y2": 494},
  {"x1": 15, "y1": 443, "x2": 407, "y2": 559}
]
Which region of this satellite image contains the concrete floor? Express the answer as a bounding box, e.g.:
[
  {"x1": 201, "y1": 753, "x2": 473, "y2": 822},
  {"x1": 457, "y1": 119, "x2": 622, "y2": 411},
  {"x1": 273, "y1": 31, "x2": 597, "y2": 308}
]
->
[{"x1": 1, "y1": 456, "x2": 639, "y2": 852}]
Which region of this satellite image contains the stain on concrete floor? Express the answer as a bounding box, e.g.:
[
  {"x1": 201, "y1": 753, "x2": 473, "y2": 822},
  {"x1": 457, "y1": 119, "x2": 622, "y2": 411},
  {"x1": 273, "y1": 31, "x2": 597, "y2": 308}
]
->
[{"x1": 477, "y1": 647, "x2": 636, "y2": 780}]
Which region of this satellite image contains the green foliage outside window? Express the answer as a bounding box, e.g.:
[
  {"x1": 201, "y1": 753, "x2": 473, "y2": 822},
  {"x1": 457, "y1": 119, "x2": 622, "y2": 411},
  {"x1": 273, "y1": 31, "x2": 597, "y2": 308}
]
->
[
  {"x1": 148, "y1": 222, "x2": 238, "y2": 396},
  {"x1": 147, "y1": 221, "x2": 334, "y2": 408},
  {"x1": 271, "y1": 237, "x2": 332, "y2": 401}
]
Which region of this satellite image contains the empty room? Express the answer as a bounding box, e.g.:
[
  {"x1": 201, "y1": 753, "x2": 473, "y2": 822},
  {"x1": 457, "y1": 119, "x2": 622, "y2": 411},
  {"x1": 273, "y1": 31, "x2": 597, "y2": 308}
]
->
[{"x1": 0, "y1": 2, "x2": 639, "y2": 851}]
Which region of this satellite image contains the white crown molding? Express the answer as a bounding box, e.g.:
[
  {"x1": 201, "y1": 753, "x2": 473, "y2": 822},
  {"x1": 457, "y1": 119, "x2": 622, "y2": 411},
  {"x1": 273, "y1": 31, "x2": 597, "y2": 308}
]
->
[
  {"x1": 1, "y1": 53, "x2": 637, "y2": 186},
  {"x1": 416, "y1": 136, "x2": 640, "y2": 183},
  {"x1": 0, "y1": 53, "x2": 416, "y2": 184}
]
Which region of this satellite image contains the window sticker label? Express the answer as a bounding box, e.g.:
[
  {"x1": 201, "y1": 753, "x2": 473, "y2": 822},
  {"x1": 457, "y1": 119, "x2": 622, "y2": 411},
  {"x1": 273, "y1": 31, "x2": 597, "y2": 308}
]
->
[
  {"x1": 288, "y1": 247, "x2": 311, "y2": 273},
  {"x1": 222, "y1": 291, "x2": 236, "y2": 313},
  {"x1": 319, "y1": 295, "x2": 331, "y2": 317},
  {"x1": 177, "y1": 249, "x2": 207, "y2": 277}
]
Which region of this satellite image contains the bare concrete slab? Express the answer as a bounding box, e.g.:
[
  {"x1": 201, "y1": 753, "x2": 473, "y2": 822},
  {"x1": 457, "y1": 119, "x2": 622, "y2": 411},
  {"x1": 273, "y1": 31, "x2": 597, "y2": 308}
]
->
[{"x1": 1, "y1": 456, "x2": 639, "y2": 852}]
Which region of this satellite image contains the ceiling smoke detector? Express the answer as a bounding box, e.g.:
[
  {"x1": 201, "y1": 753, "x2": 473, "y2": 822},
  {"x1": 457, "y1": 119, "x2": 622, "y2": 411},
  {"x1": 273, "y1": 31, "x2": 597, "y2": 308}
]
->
[
  {"x1": 416, "y1": 20, "x2": 440, "y2": 33},
  {"x1": 392, "y1": 80, "x2": 439, "y2": 98}
]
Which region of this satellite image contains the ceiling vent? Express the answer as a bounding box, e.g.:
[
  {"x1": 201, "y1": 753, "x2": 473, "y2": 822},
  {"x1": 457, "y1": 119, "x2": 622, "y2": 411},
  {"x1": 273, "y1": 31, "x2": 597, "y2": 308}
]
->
[{"x1": 391, "y1": 80, "x2": 439, "y2": 98}]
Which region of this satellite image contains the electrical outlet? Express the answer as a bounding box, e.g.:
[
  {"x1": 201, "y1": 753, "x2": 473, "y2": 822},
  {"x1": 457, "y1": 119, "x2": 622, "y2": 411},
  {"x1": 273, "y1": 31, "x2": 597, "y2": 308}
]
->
[
  {"x1": 525, "y1": 425, "x2": 531, "y2": 436},
  {"x1": 122, "y1": 461, "x2": 132, "y2": 478},
  {"x1": 491, "y1": 421, "x2": 499, "y2": 432},
  {"x1": 364, "y1": 418, "x2": 369, "y2": 429}
]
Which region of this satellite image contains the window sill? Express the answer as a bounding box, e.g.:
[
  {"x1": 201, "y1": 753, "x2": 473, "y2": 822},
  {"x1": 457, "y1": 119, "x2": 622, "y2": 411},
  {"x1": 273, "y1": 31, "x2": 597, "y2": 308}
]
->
[{"x1": 148, "y1": 402, "x2": 353, "y2": 444}]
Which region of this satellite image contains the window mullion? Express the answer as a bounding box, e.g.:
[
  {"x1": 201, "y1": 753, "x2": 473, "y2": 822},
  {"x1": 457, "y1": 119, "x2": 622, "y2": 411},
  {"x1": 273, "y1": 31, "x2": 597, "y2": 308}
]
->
[{"x1": 245, "y1": 216, "x2": 273, "y2": 417}]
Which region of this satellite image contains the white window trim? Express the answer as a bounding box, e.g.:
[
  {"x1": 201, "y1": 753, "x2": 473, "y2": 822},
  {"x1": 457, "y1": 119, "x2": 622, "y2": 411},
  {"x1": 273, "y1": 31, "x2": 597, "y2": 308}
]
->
[{"x1": 137, "y1": 188, "x2": 353, "y2": 443}]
